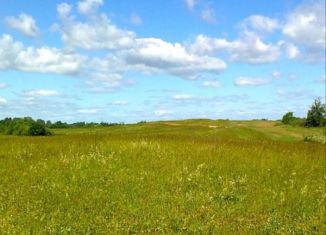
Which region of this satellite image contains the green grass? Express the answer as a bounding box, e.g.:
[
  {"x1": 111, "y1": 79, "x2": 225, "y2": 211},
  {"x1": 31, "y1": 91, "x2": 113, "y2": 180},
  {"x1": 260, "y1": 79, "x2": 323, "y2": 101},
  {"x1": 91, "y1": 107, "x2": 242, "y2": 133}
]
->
[{"x1": 0, "y1": 120, "x2": 325, "y2": 234}]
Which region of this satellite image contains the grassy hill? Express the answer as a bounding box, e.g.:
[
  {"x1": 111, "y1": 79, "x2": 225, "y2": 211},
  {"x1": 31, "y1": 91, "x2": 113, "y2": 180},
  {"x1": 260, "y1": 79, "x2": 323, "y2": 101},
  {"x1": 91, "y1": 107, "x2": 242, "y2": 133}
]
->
[{"x1": 0, "y1": 120, "x2": 325, "y2": 233}]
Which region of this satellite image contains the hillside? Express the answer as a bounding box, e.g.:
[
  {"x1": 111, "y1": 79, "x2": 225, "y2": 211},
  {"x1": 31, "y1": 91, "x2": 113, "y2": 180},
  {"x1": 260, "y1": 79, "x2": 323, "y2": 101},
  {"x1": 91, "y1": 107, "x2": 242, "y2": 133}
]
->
[{"x1": 0, "y1": 120, "x2": 325, "y2": 233}]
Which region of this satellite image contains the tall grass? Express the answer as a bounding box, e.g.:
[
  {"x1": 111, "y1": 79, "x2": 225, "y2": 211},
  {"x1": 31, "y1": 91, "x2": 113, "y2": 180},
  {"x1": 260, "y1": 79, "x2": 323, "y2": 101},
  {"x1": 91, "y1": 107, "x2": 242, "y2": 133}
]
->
[{"x1": 0, "y1": 121, "x2": 325, "y2": 234}]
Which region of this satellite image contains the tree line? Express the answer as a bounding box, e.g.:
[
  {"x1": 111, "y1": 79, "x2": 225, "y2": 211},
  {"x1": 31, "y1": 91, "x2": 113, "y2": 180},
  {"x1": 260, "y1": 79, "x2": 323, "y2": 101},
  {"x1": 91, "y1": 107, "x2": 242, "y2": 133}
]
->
[
  {"x1": 282, "y1": 98, "x2": 326, "y2": 127},
  {"x1": 0, "y1": 118, "x2": 125, "y2": 136}
]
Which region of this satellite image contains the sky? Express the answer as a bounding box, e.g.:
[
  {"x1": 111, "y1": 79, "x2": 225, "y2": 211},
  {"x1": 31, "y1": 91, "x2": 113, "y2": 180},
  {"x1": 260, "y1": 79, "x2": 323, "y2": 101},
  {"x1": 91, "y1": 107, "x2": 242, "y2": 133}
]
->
[{"x1": 0, "y1": 0, "x2": 325, "y2": 123}]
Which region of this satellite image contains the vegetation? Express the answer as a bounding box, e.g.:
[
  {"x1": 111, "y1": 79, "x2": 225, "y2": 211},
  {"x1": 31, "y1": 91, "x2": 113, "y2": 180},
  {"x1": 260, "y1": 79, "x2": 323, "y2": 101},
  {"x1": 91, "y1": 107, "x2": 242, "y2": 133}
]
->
[
  {"x1": 0, "y1": 119, "x2": 325, "y2": 234},
  {"x1": 281, "y1": 98, "x2": 325, "y2": 127},
  {"x1": 306, "y1": 97, "x2": 326, "y2": 127},
  {"x1": 0, "y1": 117, "x2": 51, "y2": 136},
  {"x1": 48, "y1": 120, "x2": 124, "y2": 129},
  {"x1": 0, "y1": 118, "x2": 125, "y2": 135}
]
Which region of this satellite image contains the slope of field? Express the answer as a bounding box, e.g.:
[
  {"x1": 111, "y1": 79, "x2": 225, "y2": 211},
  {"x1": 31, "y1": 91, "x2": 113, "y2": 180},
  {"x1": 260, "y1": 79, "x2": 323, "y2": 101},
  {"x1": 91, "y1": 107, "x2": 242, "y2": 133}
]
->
[{"x1": 0, "y1": 120, "x2": 325, "y2": 234}]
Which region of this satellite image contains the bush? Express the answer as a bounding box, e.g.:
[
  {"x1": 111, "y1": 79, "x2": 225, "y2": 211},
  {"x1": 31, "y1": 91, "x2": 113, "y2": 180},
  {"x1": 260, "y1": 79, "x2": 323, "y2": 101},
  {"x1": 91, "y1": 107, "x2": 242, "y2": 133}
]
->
[{"x1": 28, "y1": 122, "x2": 51, "y2": 136}]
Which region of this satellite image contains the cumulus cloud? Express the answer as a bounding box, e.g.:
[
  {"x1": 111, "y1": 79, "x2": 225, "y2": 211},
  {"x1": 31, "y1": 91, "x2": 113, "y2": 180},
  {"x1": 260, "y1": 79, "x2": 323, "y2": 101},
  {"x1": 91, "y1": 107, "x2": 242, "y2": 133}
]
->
[
  {"x1": 0, "y1": 34, "x2": 84, "y2": 74},
  {"x1": 77, "y1": 0, "x2": 103, "y2": 15},
  {"x1": 57, "y1": 7, "x2": 135, "y2": 50},
  {"x1": 17, "y1": 47, "x2": 84, "y2": 74},
  {"x1": 282, "y1": 0, "x2": 325, "y2": 62},
  {"x1": 234, "y1": 77, "x2": 269, "y2": 86},
  {"x1": 57, "y1": 3, "x2": 72, "y2": 19},
  {"x1": 123, "y1": 38, "x2": 226, "y2": 79},
  {"x1": 52, "y1": 1, "x2": 227, "y2": 85},
  {"x1": 0, "y1": 83, "x2": 7, "y2": 88},
  {"x1": 190, "y1": 33, "x2": 280, "y2": 64},
  {"x1": 282, "y1": 42, "x2": 300, "y2": 59},
  {"x1": 5, "y1": 13, "x2": 39, "y2": 37},
  {"x1": 0, "y1": 34, "x2": 23, "y2": 69},
  {"x1": 240, "y1": 15, "x2": 279, "y2": 32}
]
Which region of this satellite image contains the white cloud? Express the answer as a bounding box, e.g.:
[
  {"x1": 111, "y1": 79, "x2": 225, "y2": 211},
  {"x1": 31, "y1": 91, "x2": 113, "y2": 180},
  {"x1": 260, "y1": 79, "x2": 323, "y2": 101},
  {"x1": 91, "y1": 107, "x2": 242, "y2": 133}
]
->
[
  {"x1": 202, "y1": 80, "x2": 221, "y2": 88},
  {"x1": 0, "y1": 83, "x2": 7, "y2": 88},
  {"x1": 0, "y1": 34, "x2": 23, "y2": 69},
  {"x1": 0, "y1": 34, "x2": 84, "y2": 75},
  {"x1": 58, "y1": 13, "x2": 135, "y2": 50},
  {"x1": 17, "y1": 47, "x2": 84, "y2": 74},
  {"x1": 5, "y1": 13, "x2": 39, "y2": 37},
  {"x1": 282, "y1": 42, "x2": 300, "y2": 59},
  {"x1": 86, "y1": 72, "x2": 124, "y2": 92},
  {"x1": 240, "y1": 15, "x2": 279, "y2": 32},
  {"x1": 54, "y1": 2, "x2": 226, "y2": 83},
  {"x1": 173, "y1": 94, "x2": 194, "y2": 100},
  {"x1": 77, "y1": 0, "x2": 103, "y2": 15},
  {"x1": 130, "y1": 13, "x2": 143, "y2": 25},
  {"x1": 0, "y1": 98, "x2": 7, "y2": 105},
  {"x1": 234, "y1": 76, "x2": 269, "y2": 86},
  {"x1": 190, "y1": 33, "x2": 280, "y2": 64},
  {"x1": 185, "y1": 0, "x2": 196, "y2": 10},
  {"x1": 57, "y1": 3, "x2": 72, "y2": 19},
  {"x1": 201, "y1": 8, "x2": 216, "y2": 24},
  {"x1": 282, "y1": 0, "x2": 325, "y2": 62},
  {"x1": 123, "y1": 37, "x2": 226, "y2": 79},
  {"x1": 77, "y1": 108, "x2": 100, "y2": 114},
  {"x1": 25, "y1": 90, "x2": 59, "y2": 97}
]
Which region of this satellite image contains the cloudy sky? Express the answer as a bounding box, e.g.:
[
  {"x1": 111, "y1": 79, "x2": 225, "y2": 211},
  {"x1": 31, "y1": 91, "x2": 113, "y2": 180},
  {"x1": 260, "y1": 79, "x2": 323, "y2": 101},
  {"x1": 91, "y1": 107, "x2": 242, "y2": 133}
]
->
[{"x1": 0, "y1": 0, "x2": 325, "y2": 123}]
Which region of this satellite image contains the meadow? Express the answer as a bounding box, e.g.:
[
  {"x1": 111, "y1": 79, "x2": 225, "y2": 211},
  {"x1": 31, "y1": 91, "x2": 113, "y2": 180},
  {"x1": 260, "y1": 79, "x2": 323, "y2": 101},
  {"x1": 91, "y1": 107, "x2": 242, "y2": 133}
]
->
[{"x1": 0, "y1": 120, "x2": 325, "y2": 234}]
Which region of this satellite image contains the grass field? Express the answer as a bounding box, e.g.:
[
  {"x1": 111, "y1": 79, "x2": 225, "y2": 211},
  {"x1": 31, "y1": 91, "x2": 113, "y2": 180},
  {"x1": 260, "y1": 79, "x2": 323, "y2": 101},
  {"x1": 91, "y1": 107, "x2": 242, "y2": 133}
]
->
[{"x1": 0, "y1": 120, "x2": 325, "y2": 234}]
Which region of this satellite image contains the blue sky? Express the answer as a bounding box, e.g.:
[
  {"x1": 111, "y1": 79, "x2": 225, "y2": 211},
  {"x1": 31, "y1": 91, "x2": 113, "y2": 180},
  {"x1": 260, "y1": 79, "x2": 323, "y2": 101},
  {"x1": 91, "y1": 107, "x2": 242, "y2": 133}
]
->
[{"x1": 0, "y1": 0, "x2": 325, "y2": 123}]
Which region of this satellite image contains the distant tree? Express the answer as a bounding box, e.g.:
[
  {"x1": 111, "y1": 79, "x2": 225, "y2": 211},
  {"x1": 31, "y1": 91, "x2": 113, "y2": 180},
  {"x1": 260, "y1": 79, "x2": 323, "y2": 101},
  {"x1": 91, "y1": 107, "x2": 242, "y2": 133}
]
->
[
  {"x1": 282, "y1": 112, "x2": 295, "y2": 124},
  {"x1": 46, "y1": 120, "x2": 52, "y2": 127},
  {"x1": 36, "y1": 119, "x2": 46, "y2": 126},
  {"x1": 51, "y1": 121, "x2": 69, "y2": 128},
  {"x1": 306, "y1": 98, "x2": 326, "y2": 127}
]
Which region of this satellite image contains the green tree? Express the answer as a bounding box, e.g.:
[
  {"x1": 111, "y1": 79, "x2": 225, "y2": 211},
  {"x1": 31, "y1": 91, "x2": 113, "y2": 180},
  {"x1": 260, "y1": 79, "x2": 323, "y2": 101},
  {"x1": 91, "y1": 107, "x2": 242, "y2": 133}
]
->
[
  {"x1": 306, "y1": 98, "x2": 326, "y2": 127},
  {"x1": 282, "y1": 112, "x2": 295, "y2": 124}
]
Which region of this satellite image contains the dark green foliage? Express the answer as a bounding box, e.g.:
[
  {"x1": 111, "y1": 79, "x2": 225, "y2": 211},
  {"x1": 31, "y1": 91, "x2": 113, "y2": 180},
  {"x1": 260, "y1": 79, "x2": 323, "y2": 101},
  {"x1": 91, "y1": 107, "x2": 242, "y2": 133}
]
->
[
  {"x1": 50, "y1": 121, "x2": 69, "y2": 129},
  {"x1": 282, "y1": 112, "x2": 305, "y2": 126},
  {"x1": 282, "y1": 112, "x2": 294, "y2": 124},
  {"x1": 49, "y1": 121, "x2": 124, "y2": 128},
  {"x1": 28, "y1": 122, "x2": 51, "y2": 136},
  {"x1": 281, "y1": 112, "x2": 306, "y2": 127},
  {"x1": 306, "y1": 98, "x2": 326, "y2": 127},
  {"x1": 281, "y1": 112, "x2": 298, "y2": 125},
  {"x1": 0, "y1": 117, "x2": 51, "y2": 136}
]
